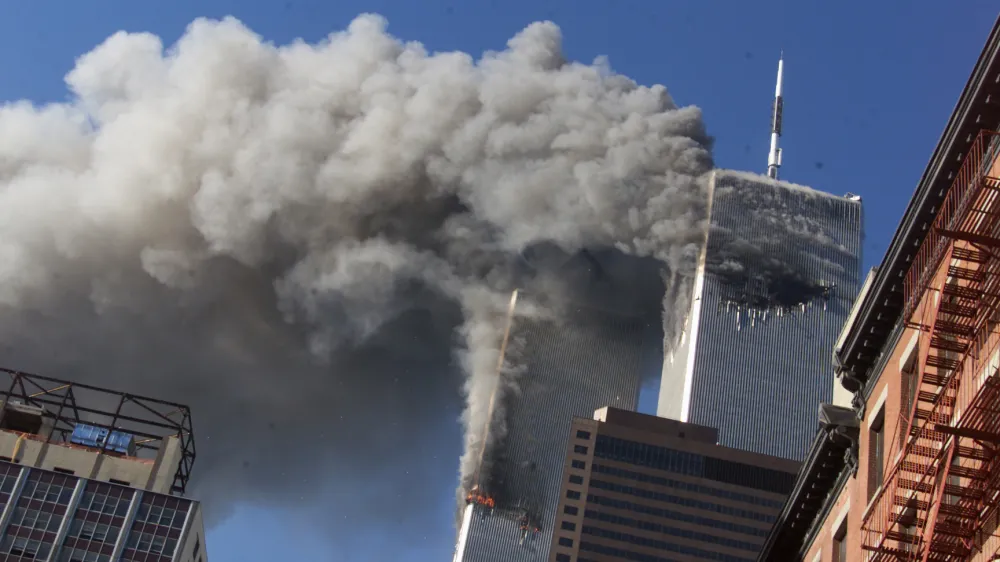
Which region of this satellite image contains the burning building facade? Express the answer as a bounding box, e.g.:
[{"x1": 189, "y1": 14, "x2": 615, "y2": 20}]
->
[
  {"x1": 454, "y1": 252, "x2": 665, "y2": 562},
  {"x1": 454, "y1": 168, "x2": 863, "y2": 559},
  {"x1": 659, "y1": 170, "x2": 863, "y2": 461},
  {"x1": 0, "y1": 368, "x2": 206, "y2": 562}
]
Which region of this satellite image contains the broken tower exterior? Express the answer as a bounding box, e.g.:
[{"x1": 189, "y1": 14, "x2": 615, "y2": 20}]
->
[
  {"x1": 455, "y1": 252, "x2": 664, "y2": 562},
  {"x1": 658, "y1": 170, "x2": 863, "y2": 461}
]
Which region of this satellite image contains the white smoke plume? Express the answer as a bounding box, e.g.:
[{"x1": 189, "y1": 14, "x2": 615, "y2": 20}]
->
[{"x1": 0, "y1": 13, "x2": 713, "y2": 541}]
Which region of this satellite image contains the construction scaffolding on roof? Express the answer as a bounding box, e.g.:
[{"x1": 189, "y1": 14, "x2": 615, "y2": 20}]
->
[{"x1": 0, "y1": 367, "x2": 196, "y2": 496}]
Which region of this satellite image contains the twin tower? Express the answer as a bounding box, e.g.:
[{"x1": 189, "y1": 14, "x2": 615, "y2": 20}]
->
[{"x1": 455, "y1": 56, "x2": 865, "y2": 562}]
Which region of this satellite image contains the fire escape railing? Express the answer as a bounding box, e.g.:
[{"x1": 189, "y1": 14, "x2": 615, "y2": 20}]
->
[
  {"x1": 903, "y1": 131, "x2": 1000, "y2": 322},
  {"x1": 862, "y1": 130, "x2": 1000, "y2": 562}
]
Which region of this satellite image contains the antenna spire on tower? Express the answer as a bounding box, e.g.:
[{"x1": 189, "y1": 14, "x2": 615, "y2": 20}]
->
[{"x1": 767, "y1": 52, "x2": 784, "y2": 179}]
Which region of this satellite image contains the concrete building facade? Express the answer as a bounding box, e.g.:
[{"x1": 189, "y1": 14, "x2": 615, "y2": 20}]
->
[
  {"x1": 758, "y1": 13, "x2": 1000, "y2": 562},
  {"x1": 549, "y1": 407, "x2": 800, "y2": 562},
  {"x1": 658, "y1": 170, "x2": 863, "y2": 462},
  {"x1": 0, "y1": 368, "x2": 206, "y2": 562}
]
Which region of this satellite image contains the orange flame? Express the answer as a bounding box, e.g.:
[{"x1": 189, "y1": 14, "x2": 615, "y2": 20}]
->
[{"x1": 465, "y1": 491, "x2": 495, "y2": 509}]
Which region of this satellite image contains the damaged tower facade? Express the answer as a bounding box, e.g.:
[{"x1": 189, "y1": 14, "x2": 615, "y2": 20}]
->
[
  {"x1": 455, "y1": 251, "x2": 665, "y2": 562},
  {"x1": 658, "y1": 170, "x2": 863, "y2": 461},
  {"x1": 0, "y1": 368, "x2": 206, "y2": 562}
]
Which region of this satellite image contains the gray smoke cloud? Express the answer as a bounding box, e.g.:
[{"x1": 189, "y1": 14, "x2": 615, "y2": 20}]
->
[{"x1": 0, "y1": 13, "x2": 713, "y2": 544}]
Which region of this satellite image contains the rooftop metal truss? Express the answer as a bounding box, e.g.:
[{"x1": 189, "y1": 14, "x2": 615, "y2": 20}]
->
[{"x1": 0, "y1": 367, "x2": 196, "y2": 496}]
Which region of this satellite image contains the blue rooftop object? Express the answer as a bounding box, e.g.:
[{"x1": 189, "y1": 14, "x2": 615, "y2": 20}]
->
[{"x1": 70, "y1": 424, "x2": 135, "y2": 455}]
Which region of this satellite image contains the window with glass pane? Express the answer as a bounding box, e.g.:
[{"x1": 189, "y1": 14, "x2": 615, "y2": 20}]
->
[{"x1": 867, "y1": 408, "x2": 885, "y2": 502}]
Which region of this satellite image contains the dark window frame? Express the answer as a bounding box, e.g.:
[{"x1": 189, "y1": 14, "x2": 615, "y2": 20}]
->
[
  {"x1": 899, "y1": 348, "x2": 919, "y2": 451},
  {"x1": 832, "y1": 516, "x2": 848, "y2": 562},
  {"x1": 867, "y1": 406, "x2": 886, "y2": 502}
]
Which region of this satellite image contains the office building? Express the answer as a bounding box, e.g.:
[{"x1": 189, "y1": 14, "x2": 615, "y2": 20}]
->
[
  {"x1": 455, "y1": 251, "x2": 665, "y2": 562},
  {"x1": 758, "y1": 13, "x2": 1000, "y2": 562},
  {"x1": 549, "y1": 407, "x2": 800, "y2": 562},
  {"x1": 0, "y1": 368, "x2": 206, "y2": 562},
  {"x1": 659, "y1": 169, "x2": 863, "y2": 461}
]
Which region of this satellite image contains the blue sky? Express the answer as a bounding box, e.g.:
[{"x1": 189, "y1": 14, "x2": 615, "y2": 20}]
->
[{"x1": 0, "y1": 1, "x2": 996, "y2": 560}]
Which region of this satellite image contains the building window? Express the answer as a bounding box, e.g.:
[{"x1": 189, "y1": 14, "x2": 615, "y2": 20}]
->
[
  {"x1": 569, "y1": 475, "x2": 584, "y2": 485},
  {"x1": 899, "y1": 350, "x2": 919, "y2": 451},
  {"x1": 69, "y1": 520, "x2": 113, "y2": 542},
  {"x1": 868, "y1": 407, "x2": 885, "y2": 501},
  {"x1": 558, "y1": 537, "x2": 574, "y2": 547},
  {"x1": 591, "y1": 434, "x2": 795, "y2": 495},
  {"x1": 62, "y1": 547, "x2": 111, "y2": 562},
  {"x1": 571, "y1": 460, "x2": 586, "y2": 470},
  {"x1": 576, "y1": 430, "x2": 591, "y2": 440},
  {"x1": 124, "y1": 494, "x2": 191, "y2": 560},
  {"x1": 52, "y1": 467, "x2": 75, "y2": 475},
  {"x1": 21, "y1": 471, "x2": 76, "y2": 505},
  {"x1": 0, "y1": 536, "x2": 44, "y2": 559},
  {"x1": 10, "y1": 506, "x2": 61, "y2": 533},
  {"x1": 561, "y1": 521, "x2": 577, "y2": 531},
  {"x1": 566, "y1": 490, "x2": 581, "y2": 500},
  {"x1": 564, "y1": 505, "x2": 578, "y2": 515},
  {"x1": 832, "y1": 517, "x2": 848, "y2": 562},
  {"x1": 77, "y1": 482, "x2": 132, "y2": 517},
  {"x1": 555, "y1": 555, "x2": 571, "y2": 562},
  {"x1": 898, "y1": 503, "x2": 918, "y2": 556},
  {"x1": 574, "y1": 445, "x2": 588, "y2": 455}
]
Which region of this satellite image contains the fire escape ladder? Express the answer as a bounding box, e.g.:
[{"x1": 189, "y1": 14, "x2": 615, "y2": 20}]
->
[
  {"x1": 863, "y1": 231, "x2": 988, "y2": 559},
  {"x1": 920, "y1": 220, "x2": 1000, "y2": 560},
  {"x1": 863, "y1": 131, "x2": 1000, "y2": 562},
  {"x1": 860, "y1": 258, "x2": 958, "y2": 561},
  {"x1": 948, "y1": 136, "x2": 1000, "y2": 558}
]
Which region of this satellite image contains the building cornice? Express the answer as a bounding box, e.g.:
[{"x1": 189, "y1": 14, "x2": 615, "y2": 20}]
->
[
  {"x1": 759, "y1": 14, "x2": 1000, "y2": 561},
  {"x1": 836, "y1": 13, "x2": 1000, "y2": 404},
  {"x1": 756, "y1": 404, "x2": 859, "y2": 561}
]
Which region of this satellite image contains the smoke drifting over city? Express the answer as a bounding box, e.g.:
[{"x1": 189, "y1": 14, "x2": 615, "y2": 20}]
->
[{"x1": 0, "y1": 12, "x2": 714, "y2": 539}]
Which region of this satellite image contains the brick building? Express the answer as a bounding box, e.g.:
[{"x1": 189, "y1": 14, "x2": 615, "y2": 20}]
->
[{"x1": 758, "y1": 13, "x2": 1000, "y2": 562}]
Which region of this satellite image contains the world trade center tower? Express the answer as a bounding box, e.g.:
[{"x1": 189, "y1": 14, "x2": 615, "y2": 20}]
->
[
  {"x1": 454, "y1": 250, "x2": 666, "y2": 562},
  {"x1": 658, "y1": 169, "x2": 863, "y2": 462}
]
